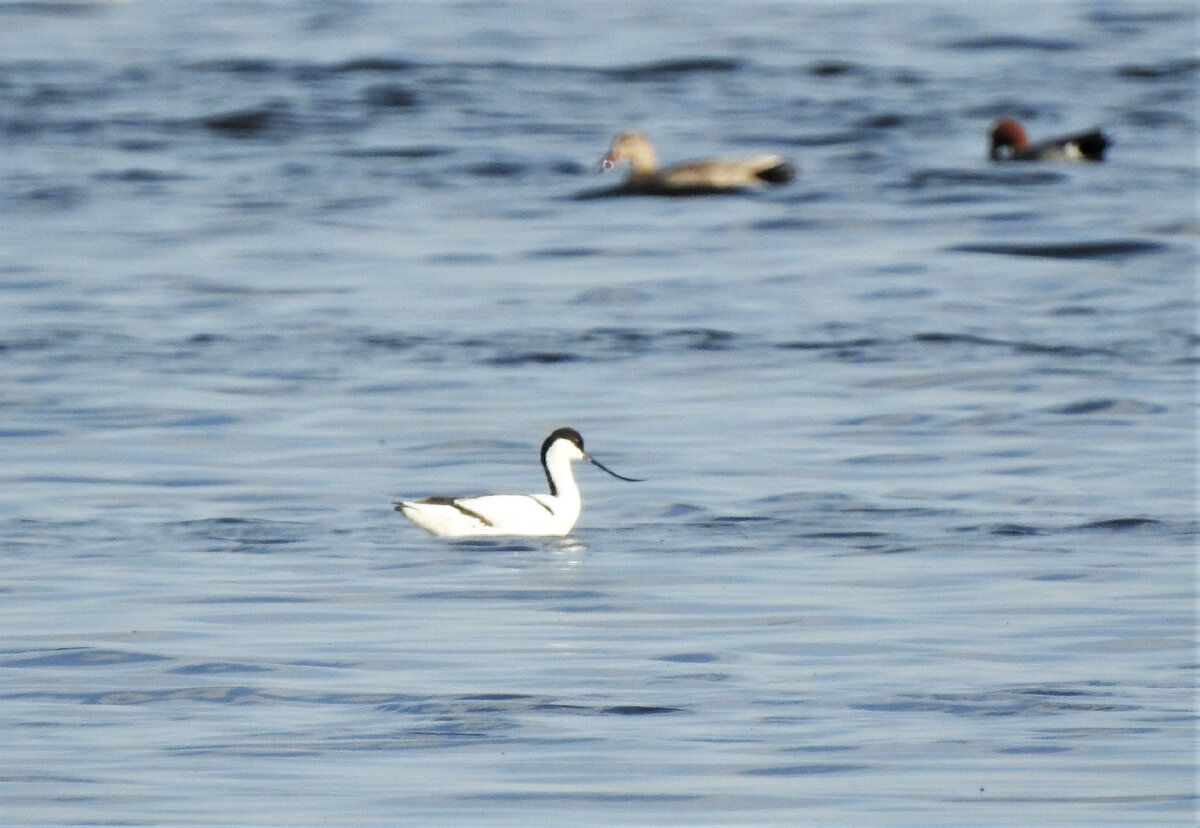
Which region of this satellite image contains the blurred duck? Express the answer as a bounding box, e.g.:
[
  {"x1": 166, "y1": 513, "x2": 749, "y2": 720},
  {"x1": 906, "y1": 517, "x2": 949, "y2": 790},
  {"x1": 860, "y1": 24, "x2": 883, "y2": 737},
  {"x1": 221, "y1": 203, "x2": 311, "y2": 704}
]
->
[
  {"x1": 600, "y1": 130, "x2": 795, "y2": 193},
  {"x1": 989, "y1": 118, "x2": 1110, "y2": 162}
]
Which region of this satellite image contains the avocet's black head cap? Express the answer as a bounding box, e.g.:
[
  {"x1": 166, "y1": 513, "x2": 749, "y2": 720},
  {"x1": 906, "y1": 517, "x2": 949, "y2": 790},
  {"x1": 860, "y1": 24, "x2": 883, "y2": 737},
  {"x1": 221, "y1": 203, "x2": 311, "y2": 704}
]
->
[{"x1": 542, "y1": 427, "x2": 584, "y2": 460}]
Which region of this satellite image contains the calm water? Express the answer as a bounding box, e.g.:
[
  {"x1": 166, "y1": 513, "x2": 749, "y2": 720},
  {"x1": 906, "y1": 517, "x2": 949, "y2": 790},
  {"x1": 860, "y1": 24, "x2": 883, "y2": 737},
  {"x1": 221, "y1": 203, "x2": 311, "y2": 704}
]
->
[{"x1": 1, "y1": 1, "x2": 1196, "y2": 825}]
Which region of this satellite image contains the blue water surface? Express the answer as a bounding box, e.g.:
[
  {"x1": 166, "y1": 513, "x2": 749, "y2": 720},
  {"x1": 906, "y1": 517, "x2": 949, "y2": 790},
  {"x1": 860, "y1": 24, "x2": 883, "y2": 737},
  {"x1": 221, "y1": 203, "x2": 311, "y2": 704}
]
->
[{"x1": 1, "y1": 1, "x2": 1196, "y2": 825}]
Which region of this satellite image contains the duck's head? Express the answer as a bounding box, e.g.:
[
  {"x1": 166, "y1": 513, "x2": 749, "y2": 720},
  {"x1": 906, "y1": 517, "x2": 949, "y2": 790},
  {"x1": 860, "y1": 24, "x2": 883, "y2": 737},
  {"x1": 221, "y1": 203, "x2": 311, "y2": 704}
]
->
[
  {"x1": 989, "y1": 118, "x2": 1030, "y2": 160},
  {"x1": 600, "y1": 131, "x2": 658, "y2": 174}
]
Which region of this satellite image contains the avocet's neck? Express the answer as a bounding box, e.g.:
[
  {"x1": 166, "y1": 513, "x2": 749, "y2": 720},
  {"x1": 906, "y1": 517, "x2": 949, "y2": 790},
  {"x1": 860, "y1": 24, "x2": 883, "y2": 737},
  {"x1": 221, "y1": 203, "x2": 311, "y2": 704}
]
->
[
  {"x1": 543, "y1": 444, "x2": 582, "y2": 502},
  {"x1": 540, "y1": 447, "x2": 583, "y2": 532}
]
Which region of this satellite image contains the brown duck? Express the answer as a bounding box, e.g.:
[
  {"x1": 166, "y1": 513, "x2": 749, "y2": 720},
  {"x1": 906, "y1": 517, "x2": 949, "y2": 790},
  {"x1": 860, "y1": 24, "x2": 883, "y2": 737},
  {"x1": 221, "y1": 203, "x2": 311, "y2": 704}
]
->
[{"x1": 599, "y1": 131, "x2": 795, "y2": 194}]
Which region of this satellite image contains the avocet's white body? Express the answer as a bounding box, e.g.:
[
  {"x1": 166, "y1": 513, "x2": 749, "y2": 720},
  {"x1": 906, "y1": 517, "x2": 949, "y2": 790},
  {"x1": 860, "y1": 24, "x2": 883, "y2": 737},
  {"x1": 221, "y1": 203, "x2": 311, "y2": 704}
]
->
[{"x1": 395, "y1": 428, "x2": 638, "y2": 538}]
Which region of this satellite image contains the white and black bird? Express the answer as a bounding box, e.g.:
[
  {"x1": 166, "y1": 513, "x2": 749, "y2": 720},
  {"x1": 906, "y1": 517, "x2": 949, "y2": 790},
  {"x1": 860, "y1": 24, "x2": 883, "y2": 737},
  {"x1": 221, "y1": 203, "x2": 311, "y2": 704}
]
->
[{"x1": 395, "y1": 428, "x2": 641, "y2": 537}]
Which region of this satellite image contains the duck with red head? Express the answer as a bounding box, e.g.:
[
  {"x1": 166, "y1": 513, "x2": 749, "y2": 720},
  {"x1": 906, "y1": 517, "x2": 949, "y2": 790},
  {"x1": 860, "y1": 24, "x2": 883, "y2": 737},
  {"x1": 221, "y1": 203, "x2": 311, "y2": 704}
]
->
[{"x1": 989, "y1": 118, "x2": 1110, "y2": 162}]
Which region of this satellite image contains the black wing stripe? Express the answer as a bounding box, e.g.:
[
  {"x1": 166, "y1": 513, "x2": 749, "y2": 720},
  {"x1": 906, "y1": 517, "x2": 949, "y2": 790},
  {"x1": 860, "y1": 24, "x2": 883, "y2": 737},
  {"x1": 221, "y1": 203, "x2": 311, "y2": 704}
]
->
[
  {"x1": 413, "y1": 496, "x2": 495, "y2": 527},
  {"x1": 526, "y1": 496, "x2": 554, "y2": 514}
]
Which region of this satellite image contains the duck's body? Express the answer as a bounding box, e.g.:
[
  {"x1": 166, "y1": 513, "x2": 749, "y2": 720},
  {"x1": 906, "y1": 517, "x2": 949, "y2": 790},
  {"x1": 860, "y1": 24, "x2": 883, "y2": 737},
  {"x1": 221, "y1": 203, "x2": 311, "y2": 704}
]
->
[
  {"x1": 600, "y1": 131, "x2": 795, "y2": 194},
  {"x1": 989, "y1": 118, "x2": 1109, "y2": 162},
  {"x1": 395, "y1": 428, "x2": 639, "y2": 538}
]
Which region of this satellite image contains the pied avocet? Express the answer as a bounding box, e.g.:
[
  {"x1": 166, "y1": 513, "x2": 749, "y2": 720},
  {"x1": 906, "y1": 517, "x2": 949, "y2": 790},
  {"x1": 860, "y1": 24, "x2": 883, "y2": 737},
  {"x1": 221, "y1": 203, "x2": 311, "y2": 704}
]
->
[{"x1": 395, "y1": 427, "x2": 641, "y2": 537}]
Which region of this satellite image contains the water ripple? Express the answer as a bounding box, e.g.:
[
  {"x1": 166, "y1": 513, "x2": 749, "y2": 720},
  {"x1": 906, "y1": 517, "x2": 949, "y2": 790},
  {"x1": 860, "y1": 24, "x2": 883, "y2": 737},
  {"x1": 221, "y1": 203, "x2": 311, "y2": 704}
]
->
[{"x1": 950, "y1": 240, "x2": 1169, "y2": 260}]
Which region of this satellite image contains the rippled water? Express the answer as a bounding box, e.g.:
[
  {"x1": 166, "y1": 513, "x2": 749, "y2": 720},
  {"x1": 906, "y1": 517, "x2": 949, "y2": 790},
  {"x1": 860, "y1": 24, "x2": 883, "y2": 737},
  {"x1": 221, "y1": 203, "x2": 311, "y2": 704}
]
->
[{"x1": 1, "y1": 1, "x2": 1196, "y2": 825}]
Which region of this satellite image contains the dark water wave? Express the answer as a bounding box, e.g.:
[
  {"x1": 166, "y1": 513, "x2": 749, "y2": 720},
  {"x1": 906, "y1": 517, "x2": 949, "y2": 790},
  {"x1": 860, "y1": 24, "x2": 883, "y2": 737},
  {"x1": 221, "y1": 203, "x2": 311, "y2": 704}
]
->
[
  {"x1": 200, "y1": 106, "x2": 290, "y2": 138},
  {"x1": 362, "y1": 326, "x2": 743, "y2": 364},
  {"x1": 0, "y1": 648, "x2": 169, "y2": 668},
  {"x1": 173, "y1": 518, "x2": 314, "y2": 551},
  {"x1": 0, "y1": 1, "x2": 109, "y2": 17},
  {"x1": 338, "y1": 145, "x2": 449, "y2": 159},
  {"x1": 1116, "y1": 57, "x2": 1200, "y2": 80},
  {"x1": 1088, "y1": 8, "x2": 1196, "y2": 26},
  {"x1": 978, "y1": 516, "x2": 1193, "y2": 537},
  {"x1": 93, "y1": 167, "x2": 189, "y2": 183},
  {"x1": 182, "y1": 54, "x2": 744, "y2": 84},
  {"x1": 807, "y1": 59, "x2": 860, "y2": 77},
  {"x1": 1072, "y1": 517, "x2": 1162, "y2": 531},
  {"x1": 1046, "y1": 398, "x2": 1167, "y2": 415},
  {"x1": 943, "y1": 35, "x2": 1080, "y2": 52},
  {"x1": 743, "y1": 762, "x2": 870, "y2": 777},
  {"x1": 2, "y1": 684, "x2": 685, "y2": 723},
  {"x1": 855, "y1": 682, "x2": 1136, "y2": 716},
  {"x1": 458, "y1": 325, "x2": 1166, "y2": 366},
  {"x1": 601, "y1": 57, "x2": 743, "y2": 80},
  {"x1": 912, "y1": 332, "x2": 1122, "y2": 358},
  {"x1": 950, "y1": 240, "x2": 1169, "y2": 260}
]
